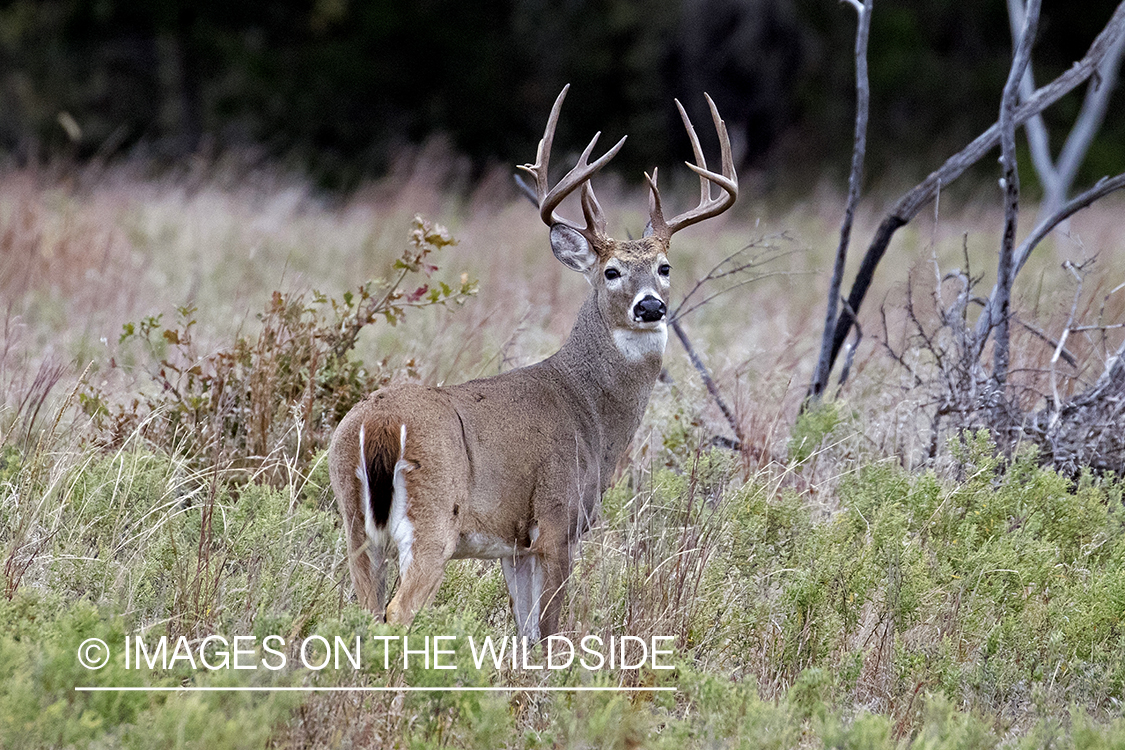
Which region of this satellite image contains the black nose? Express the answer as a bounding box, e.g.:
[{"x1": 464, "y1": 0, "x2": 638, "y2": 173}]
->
[{"x1": 633, "y1": 296, "x2": 666, "y2": 323}]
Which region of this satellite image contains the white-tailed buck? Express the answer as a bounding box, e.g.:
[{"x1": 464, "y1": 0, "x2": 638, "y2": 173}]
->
[{"x1": 329, "y1": 85, "x2": 737, "y2": 640}]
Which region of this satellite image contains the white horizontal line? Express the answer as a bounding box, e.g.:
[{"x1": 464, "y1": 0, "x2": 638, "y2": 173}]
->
[{"x1": 75, "y1": 686, "x2": 675, "y2": 693}]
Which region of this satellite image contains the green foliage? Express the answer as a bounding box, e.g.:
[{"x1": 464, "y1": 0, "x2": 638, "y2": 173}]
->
[
  {"x1": 79, "y1": 216, "x2": 475, "y2": 473},
  {"x1": 789, "y1": 400, "x2": 844, "y2": 464},
  {"x1": 6, "y1": 413, "x2": 1125, "y2": 747},
  {"x1": 0, "y1": 594, "x2": 298, "y2": 749},
  {"x1": 7, "y1": 262, "x2": 1125, "y2": 747}
]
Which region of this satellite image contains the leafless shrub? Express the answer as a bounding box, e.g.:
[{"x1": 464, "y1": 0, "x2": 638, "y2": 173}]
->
[
  {"x1": 813, "y1": 0, "x2": 1125, "y2": 478},
  {"x1": 1024, "y1": 266, "x2": 1125, "y2": 478},
  {"x1": 881, "y1": 246, "x2": 1125, "y2": 477},
  {"x1": 880, "y1": 245, "x2": 1007, "y2": 461}
]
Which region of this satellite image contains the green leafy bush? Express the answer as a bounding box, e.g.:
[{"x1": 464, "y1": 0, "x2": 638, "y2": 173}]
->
[{"x1": 80, "y1": 216, "x2": 475, "y2": 474}]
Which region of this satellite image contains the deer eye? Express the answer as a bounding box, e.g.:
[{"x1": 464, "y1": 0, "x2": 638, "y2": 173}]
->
[
  {"x1": 658, "y1": 264, "x2": 671, "y2": 276},
  {"x1": 604, "y1": 267, "x2": 621, "y2": 280}
]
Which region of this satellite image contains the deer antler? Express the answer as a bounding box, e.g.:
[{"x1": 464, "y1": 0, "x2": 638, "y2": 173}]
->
[
  {"x1": 648, "y1": 94, "x2": 738, "y2": 240},
  {"x1": 518, "y1": 84, "x2": 626, "y2": 244}
]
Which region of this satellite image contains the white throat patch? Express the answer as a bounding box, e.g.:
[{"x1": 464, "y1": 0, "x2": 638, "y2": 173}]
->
[{"x1": 613, "y1": 323, "x2": 668, "y2": 361}]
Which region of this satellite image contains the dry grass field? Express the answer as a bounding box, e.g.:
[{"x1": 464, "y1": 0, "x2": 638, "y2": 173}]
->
[{"x1": 2, "y1": 155, "x2": 1124, "y2": 748}]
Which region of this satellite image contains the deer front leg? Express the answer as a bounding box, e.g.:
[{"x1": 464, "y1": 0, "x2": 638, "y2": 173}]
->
[
  {"x1": 536, "y1": 533, "x2": 573, "y2": 639},
  {"x1": 501, "y1": 553, "x2": 542, "y2": 642}
]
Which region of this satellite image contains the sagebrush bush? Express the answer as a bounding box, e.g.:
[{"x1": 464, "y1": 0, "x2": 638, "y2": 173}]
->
[{"x1": 6, "y1": 377, "x2": 1125, "y2": 748}]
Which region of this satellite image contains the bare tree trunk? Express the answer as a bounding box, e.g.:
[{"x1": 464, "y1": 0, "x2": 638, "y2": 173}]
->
[
  {"x1": 808, "y1": 0, "x2": 871, "y2": 404},
  {"x1": 992, "y1": 0, "x2": 1040, "y2": 395},
  {"x1": 810, "y1": 1, "x2": 1125, "y2": 394},
  {"x1": 1007, "y1": 0, "x2": 1057, "y2": 207}
]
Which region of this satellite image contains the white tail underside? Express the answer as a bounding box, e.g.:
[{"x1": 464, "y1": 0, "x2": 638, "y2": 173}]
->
[
  {"x1": 389, "y1": 424, "x2": 414, "y2": 575},
  {"x1": 355, "y1": 423, "x2": 415, "y2": 579},
  {"x1": 355, "y1": 425, "x2": 383, "y2": 579}
]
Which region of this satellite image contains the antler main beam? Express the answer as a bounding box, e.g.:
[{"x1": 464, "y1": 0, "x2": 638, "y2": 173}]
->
[
  {"x1": 649, "y1": 94, "x2": 739, "y2": 240},
  {"x1": 518, "y1": 85, "x2": 626, "y2": 242}
]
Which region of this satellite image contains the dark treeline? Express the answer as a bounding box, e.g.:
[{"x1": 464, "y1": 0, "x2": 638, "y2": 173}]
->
[{"x1": 1, "y1": 0, "x2": 1122, "y2": 190}]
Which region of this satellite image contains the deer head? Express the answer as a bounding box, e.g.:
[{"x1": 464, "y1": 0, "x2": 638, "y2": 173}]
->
[{"x1": 518, "y1": 85, "x2": 738, "y2": 359}]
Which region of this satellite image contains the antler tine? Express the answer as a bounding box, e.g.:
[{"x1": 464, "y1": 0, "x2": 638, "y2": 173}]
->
[
  {"x1": 674, "y1": 99, "x2": 711, "y2": 206},
  {"x1": 645, "y1": 168, "x2": 666, "y2": 237},
  {"x1": 650, "y1": 93, "x2": 739, "y2": 239},
  {"x1": 580, "y1": 181, "x2": 608, "y2": 237},
  {"x1": 518, "y1": 85, "x2": 626, "y2": 241},
  {"x1": 519, "y1": 85, "x2": 568, "y2": 204},
  {"x1": 700, "y1": 93, "x2": 737, "y2": 192}
]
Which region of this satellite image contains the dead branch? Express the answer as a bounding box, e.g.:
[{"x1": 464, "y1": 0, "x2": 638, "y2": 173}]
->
[
  {"x1": 808, "y1": 0, "x2": 872, "y2": 403},
  {"x1": 835, "y1": 298, "x2": 863, "y2": 389},
  {"x1": 1027, "y1": 334, "x2": 1125, "y2": 478},
  {"x1": 1007, "y1": 0, "x2": 1055, "y2": 210},
  {"x1": 1049, "y1": 261, "x2": 1087, "y2": 419},
  {"x1": 670, "y1": 318, "x2": 744, "y2": 449},
  {"x1": 674, "y1": 272, "x2": 799, "y2": 323},
  {"x1": 512, "y1": 173, "x2": 539, "y2": 206},
  {"x1": 992, "y1": 0, "x2": 1040, "y2": 393},
  {"x1": 974, "y1": 171, "x2": 1125, "y2": 346},
  {"x1": 1008, "y1": 0, "x2": 1125, "y2": 220},
  {"x1": 880, "y1": 303, "x2": 923, "y2": 388},
  {"x1": 670, "y1": 319, "x2": 742, "y2": 449},
  {"x1": 670, "y1": 237, "x2": 797, "y2": 321},
  {"x1": 813, "y1": 1, "x2": 1125, "y2": 392},
  {"x1": 1008, "y1": 314, "x2": 1078, "y2": 368}
]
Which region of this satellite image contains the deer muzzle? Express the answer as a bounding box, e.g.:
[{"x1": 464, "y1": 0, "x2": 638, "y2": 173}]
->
[{"x1": 633, "y1": 295, "x2": 667, "y2": 323}]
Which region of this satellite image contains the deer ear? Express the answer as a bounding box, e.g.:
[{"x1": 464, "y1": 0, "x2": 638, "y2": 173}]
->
[{"x1": 550, "y1": 225, "x2": 597, "y2": 273}]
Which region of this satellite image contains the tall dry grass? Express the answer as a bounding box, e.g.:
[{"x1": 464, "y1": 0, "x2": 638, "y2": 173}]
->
[{"x1": 1, "y1": 156, "x2": 1124, "y2": 748}]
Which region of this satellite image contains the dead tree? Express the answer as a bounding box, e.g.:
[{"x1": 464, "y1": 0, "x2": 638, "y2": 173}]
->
[
  {"x1": 988, "y1": 0, "x2": 1040, "y2": 437},
  {"x1": 1007, "y1": 0, "x2": 1125, "y2": 224},
  {"x1": 808, "y1": 0, "x2": 871, "y2": 404},
  {"x1": 806, "y1": 2, "x2": 1125, "y2": 400},
  {"x1": 808, "y1": 2, "x2": 1125, "y2": 477}
]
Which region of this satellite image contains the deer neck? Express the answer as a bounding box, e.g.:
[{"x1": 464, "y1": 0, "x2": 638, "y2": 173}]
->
[{"x1": 546, "y1": 291, "x2": 664, "y2": 467}]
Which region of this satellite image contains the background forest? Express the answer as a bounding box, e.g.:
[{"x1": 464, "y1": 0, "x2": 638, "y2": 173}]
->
[{"x1": 2, "y1": 0, "x2": 1124, "y2": 189}]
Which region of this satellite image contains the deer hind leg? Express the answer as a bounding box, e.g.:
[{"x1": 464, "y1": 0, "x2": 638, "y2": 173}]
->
[
  {"x1": 384, "y1": 519, "x2": 458, "y2": 626},
  {"x1": 385, "y1": 541, "x2": 451, "y2": 625},
  {"x1": 330, "y1": 425, "x2": 386, "y2": 614},
  {"x1": 383, "y1": 426, "x2": 461, "y2": 626}
]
